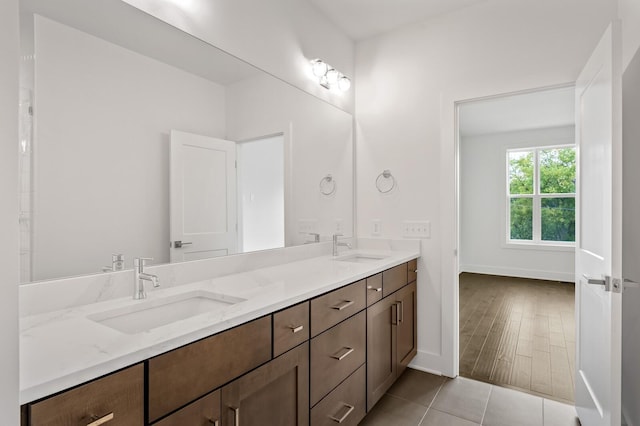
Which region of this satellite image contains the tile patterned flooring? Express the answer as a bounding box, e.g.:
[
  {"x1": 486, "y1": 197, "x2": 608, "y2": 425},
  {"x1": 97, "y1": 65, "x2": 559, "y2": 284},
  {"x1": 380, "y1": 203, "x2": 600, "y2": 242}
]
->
[
  {"x1": 360, "y1": 369, "x2": 580, "y2": 425},
  {"x1": 458, "y1": 273, "x2": 576, "y2": 403}
]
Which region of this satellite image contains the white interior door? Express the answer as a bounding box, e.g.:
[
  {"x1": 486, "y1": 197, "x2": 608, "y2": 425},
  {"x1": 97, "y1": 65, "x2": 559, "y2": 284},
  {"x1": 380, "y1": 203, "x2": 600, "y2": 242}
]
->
[
  {"x1": 574, "y1": 22, "x2": 622, "y2": 426},
  {"x1": 170, "y1": 130, "x2": 237, "y2": 262}
]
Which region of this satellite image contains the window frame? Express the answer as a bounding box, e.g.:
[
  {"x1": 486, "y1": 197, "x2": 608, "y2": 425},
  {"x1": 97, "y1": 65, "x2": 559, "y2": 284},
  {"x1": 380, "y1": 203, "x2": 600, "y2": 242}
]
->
[{"x1": 505, "y1": 144, "x2": 576, "y2": 248}]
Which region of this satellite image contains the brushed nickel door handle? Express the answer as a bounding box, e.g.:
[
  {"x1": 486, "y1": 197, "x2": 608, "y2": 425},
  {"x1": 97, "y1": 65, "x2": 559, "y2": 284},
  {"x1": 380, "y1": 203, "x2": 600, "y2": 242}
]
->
[
  {"x1": 330, "y1": 300, "x2": 354, "y2": 311},
  {"x1": 397, "y1": 300, "x2": 404, "y2": 323},
  {"x1": 289, "y1": 325, "x2": 304, "y2": 333},
  {"x1": 86, "y1": 413, "x2": 114, "y2": 426},
  {"x1": 230, "y1": 406, "x2": 240, "y2": 426},
  {"x1": 367, "y1": 285, "x2": 382, "y2": 292},
  {"x1": 329, "y1": 403, "x2": 355, "y2": 423},
  {"x1": 331, "y1": 347, "x2": 354, "y2": 361},
  {"x1": 208, "y1": 420, "x2": 219, "y2": 426}
]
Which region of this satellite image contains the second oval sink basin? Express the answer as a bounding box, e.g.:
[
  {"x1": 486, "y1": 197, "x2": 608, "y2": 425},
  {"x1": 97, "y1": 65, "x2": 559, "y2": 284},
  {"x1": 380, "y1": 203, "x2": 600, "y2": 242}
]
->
[
  {"x1": 88, "y1": 290, "x2": 246, "y2": 334},
  {"x1": 333, "y1": 253, "x2": 389, "y2": 264}
]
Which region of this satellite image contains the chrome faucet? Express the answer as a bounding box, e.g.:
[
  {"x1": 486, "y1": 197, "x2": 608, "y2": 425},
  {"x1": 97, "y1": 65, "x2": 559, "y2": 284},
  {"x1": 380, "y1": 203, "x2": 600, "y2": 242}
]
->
[
  {"x1": 307, "y1": 232, "x2": 320, "y2": 243},
  {"x1": 332, "y1": 233, "x2": 352, "y2": 256},
  {"x1": 133, "y1": 257, "x2": 159, "y2": 300}
]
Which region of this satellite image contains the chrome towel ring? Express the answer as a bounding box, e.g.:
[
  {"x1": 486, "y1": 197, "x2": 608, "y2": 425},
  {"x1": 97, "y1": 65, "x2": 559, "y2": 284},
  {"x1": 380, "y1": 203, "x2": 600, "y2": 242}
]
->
[
  {"x1": 376, "y1": 170, "x2": 396, "y2": 193},
  {"x1": 320, "y1": 174, "x2": 336, "y2": 195}
]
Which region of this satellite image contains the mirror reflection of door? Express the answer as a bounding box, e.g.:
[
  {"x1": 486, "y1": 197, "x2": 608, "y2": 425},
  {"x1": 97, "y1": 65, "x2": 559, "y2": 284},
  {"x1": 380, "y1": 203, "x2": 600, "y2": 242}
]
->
[
  {"x1": 169, "y1": 130, "x2": 237, "y2": 262},
  {"x1": 236, "y1": 135, "x2": 285, "y2": 253}
]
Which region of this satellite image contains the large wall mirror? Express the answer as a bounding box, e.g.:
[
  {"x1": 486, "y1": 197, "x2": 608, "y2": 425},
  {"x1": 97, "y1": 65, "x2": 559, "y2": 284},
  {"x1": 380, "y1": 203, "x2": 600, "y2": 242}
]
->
[{"x1": 19, "y1": 0, "x2": 353, "y2": 282}]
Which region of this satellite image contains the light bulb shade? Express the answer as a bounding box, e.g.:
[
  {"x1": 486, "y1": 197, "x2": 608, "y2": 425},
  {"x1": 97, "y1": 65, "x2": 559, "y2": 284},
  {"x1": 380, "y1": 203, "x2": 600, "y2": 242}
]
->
[
  {"x1": 311, "y1": 60, "x2": 328, "y2": 77},
  {"x1": 326, "y1": 68, "x2": 339, "y2": 85},
  {"x1": 338, "y1": 76, "x2": 351, "y2": 91}
]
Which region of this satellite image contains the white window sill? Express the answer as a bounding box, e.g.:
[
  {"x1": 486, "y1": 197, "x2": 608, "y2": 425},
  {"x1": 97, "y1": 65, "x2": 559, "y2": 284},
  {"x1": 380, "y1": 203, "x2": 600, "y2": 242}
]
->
[{"x1": 503, "y1": 241, "x2": 575, "y2": 252}]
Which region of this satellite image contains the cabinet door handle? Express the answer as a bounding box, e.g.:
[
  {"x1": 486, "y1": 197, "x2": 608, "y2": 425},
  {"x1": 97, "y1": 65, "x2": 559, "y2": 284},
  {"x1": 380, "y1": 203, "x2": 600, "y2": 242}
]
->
[
  {"x1": 329, "y1": 403, "x2": 355, "y2": 423},
  {"x1": 330, "y1": 300, "x2": 354, "y2": 311},
  {"x1": 87, "y1": 413, "x2": 114, "y2": 426},
  {"x1": 208, "y1": 420, "x2": 219, "y2": 426},
  {"x1": 230, "y1": 406, "x2": 240, "y2": 426},
  {"x1": 331, "y1": 347, "x2": 354, "y2": 361},
  {"x1": 397, "y1": 300, "x2": 404, "y2": 323},
  {"x1": 289, "y1": 325, "x2": 304, "y2": 333},
  {"x1": 367, "y1": 285, "x2": 382, "y2": 292},
  {"x1": 392, "y1": 303, "x2": 399, "y2": 325}
]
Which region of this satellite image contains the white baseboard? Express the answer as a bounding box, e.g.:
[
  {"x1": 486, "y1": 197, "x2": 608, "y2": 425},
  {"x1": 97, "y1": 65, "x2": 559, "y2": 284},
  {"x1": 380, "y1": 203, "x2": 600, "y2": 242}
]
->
[
  {"x1": 459, "y1": 264, "x2": 575, "y2": 283},
  {"x1": 408, "y1": 350, "x2": 455, "y2": 378}
]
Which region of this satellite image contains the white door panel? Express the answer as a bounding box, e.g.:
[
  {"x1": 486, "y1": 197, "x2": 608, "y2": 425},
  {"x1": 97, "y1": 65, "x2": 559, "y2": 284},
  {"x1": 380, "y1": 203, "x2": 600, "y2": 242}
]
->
[
  {"x1": 574, "y1": 22, "x2": 622, "y2": 426},
  {"x1": 170, "y1": 130, "x2": 237, "y2": 262}
]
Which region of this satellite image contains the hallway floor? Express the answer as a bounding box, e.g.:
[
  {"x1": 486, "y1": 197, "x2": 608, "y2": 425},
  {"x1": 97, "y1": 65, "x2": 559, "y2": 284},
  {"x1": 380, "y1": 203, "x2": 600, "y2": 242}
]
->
[
  {"x1": 459, "y1": 273, "x2": 575, "y2": 403},
  {"x1": 360, "y1": 368, "x2": 579, "y2": 425}
]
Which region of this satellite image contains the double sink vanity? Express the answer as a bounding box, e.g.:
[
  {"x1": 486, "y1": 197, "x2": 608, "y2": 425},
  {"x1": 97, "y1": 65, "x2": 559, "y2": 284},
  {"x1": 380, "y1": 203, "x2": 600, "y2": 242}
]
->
[{"x1": 20, "y1": 248, "x2": 420, "y2": 425}]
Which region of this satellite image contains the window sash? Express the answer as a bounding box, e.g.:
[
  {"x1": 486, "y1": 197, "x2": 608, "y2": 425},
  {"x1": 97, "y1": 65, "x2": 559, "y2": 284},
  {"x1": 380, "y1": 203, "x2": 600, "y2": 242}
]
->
[{"x1": 506, "y1": 145, "x2": 575, "y2": 245}]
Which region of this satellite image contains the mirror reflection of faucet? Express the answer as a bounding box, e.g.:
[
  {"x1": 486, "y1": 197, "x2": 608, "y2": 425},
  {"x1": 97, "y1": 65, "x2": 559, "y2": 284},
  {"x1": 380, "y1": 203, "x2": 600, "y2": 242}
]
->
[
  {"x1": 102, "y1": 254, "x2": 125, "y2": 272},
  {"x1": 305, "y1": 233, "x2": 320, "y2": 244},
  {"x1": 133, "y1": 257, "x2": 160, "y2": 300}
]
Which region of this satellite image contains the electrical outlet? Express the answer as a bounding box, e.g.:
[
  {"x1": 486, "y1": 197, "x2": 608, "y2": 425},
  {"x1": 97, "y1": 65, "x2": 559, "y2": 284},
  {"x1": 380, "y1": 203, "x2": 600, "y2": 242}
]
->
[
  {"x1": 335, "y1": 218, "x2": 344, "y2": 234},
  {"x1": 298, "y1": 219, "x2": 318, "y2": 234},
  {"x1": 372, "y1": 219, "x2": 382, "y2": 236},
  {"x1": 402, "y1": 220, "x2": 431, "y2": 238}
]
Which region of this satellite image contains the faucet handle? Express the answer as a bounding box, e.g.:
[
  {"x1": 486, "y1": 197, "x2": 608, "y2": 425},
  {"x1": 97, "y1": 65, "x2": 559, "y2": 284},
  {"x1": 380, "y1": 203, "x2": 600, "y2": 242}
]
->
[
  {"x1": 112, "y1": 253, "x2": 124, "y2": 262},
  {"x1": 134, "y1": 257, "x2": 153, "y2": 267}
]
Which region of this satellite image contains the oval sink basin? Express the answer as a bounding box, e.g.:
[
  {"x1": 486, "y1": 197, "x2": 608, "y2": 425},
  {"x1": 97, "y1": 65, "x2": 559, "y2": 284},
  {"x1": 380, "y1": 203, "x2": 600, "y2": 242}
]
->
[
  {"x1": 88, "y1": 290, "x2": 246, "y2": 334},
  {"x1": 333, "y1": 253, "x2": 389, "y2": 263}
]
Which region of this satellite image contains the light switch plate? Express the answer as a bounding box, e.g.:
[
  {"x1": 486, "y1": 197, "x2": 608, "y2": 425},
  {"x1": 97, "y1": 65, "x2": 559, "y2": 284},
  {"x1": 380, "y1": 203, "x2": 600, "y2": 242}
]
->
[
  {"x1": 402, "y1": 220, "x2": 430, "y2": 238},
  {"x1": 298, "y1": 219, "x2": 318, "y2": 234},
  {"x1": 372, "y1": 219, "x2": 382, "y2": 236}
]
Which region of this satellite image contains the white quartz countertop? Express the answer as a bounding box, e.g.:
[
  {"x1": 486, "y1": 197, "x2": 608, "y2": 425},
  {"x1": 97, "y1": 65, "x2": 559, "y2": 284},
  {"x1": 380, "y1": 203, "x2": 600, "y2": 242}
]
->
[{"x1": 20, "y1": 249, "x2": 419, "y2": 404}]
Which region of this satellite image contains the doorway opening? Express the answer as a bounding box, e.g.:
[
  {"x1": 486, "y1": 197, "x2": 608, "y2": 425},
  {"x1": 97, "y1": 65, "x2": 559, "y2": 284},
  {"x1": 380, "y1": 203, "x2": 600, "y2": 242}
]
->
[{"x1": 456, "y1": 86, "x2": 577, "y2": 403}]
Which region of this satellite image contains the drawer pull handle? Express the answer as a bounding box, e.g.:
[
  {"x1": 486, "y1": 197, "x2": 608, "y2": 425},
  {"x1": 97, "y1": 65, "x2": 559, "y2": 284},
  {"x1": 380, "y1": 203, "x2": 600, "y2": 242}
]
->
[
  {"x1": 289, "y1": 325, "x2": 304, "y2": 333},
  {"x1": 367, "y1": 286, "x2": 382, "y2": 292},
  {"x1": 331, "y1": 347, "x2": 354, "y2": 361},
  {"x1": 209, "y1": 420, "x2": 219, "y2": 426},
  {"x1": 329, "y1": 403, "x2": 355, "y2": 423},
  {"x1": 87, "y1": 413, "x2": 114, "y2": 426},
  {"x1": 230, "y1": 406, "x2": 240, "y2": 426},
  {"x1": 397, "y1": 300, "x2": 404, "y2": 323},
  {"x1": 330, "y1": 300, "x2": 354, "y2": 311}
]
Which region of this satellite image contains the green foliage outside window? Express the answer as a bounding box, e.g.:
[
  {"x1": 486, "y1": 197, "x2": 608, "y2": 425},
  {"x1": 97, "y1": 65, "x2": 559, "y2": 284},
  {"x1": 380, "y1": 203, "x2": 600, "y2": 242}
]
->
[{"x1": 508, "y1": 147, "x2": 576, "y2": 243}]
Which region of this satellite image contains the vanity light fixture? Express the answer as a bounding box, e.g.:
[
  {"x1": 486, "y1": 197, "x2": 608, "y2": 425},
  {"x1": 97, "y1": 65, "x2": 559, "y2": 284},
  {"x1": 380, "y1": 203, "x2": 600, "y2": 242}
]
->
[{"x1": 310, "y1": 59, "x2": 351, "y2": 92}]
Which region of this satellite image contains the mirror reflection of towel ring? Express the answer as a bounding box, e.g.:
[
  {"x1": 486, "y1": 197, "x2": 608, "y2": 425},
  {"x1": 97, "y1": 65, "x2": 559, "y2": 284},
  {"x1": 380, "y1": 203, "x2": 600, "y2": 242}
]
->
[
  {"x1": 376, "y1": 169, "x2": 396, "y2": 193},
  {"x1": 320, "y1": 174, "x2": 337, "y2": 195}
]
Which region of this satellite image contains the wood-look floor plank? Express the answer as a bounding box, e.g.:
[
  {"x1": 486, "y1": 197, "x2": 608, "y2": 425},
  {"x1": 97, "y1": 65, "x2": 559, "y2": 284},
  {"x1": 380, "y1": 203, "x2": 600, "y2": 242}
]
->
[
  {"x1": 531, "y1": 350, "x2": 553, "y2": 395},
  {"x1": 511, "y1": 355, "x2": 532, "y2": 390},
  {"x1": 550, "y1": 345, "x2": 574, "y2": 400}
]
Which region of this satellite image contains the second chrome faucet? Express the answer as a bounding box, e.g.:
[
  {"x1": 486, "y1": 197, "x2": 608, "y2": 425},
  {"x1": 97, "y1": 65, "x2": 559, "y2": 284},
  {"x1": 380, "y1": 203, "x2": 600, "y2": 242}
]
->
[
  {"x1": 133, "y1": 257, "x2": 159, "y2": 300},
  {"x1": 332, "y1": 233, "x2": 352, "y2": 256}
]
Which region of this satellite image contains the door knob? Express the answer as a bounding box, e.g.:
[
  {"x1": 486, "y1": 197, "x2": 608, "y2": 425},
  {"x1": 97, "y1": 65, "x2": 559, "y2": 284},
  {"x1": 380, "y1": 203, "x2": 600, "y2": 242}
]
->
[{"x1": 173, "y1": 240, "x2": 193, "y2": 248}]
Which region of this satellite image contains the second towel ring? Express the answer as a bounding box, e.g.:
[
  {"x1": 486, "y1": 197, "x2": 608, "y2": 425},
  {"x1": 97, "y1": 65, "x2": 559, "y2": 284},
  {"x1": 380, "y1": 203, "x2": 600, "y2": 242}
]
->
[
  {"x1": 376, "y1": 170, "x2": 396, "y2": 193},
  {"x1": 320, "y1": 174, "x2": 337, "y2": 195}
]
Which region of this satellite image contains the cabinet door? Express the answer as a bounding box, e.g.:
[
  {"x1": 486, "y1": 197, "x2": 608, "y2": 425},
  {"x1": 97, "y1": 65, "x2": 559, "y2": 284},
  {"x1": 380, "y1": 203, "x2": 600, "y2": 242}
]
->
[
  {"x1": 154, "y1": 390, "x2": 220, "y2": 426},
  {"x1": 396, "y1": 281, "x2": 417, "y2": 376},
  {"x1": 366, "y1": 296, "x2": 397, "y2": 411},
  {"x1": 221, "y1": 342, "x2": 309, "y2": 426}
]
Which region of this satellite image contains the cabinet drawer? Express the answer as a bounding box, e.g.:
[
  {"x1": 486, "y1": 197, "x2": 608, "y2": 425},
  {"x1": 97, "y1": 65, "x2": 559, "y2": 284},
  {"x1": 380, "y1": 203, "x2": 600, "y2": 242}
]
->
[
  {"x1": 408, "y1": 259, "x2": 417, "y2": 283},
  {"x1": 148, "y1": 316, "x2": 271, "y2": 422},
  {"x1": 154, "y1": 390, "x2": 220, "y2": 426},
  {"x1": 382, "y1": 263, "x2": 408, "y2": 297},
  {"x1": 310, "y1": 311, "x2": 366, "y2": 405},
  {"x1": 311, "y1": 279, "x2": 366, "y2": 337},
  {"x1": 29, "y1": 364, "x2": 143, "y2": 426},
  {"x1": 366, "y1": 273, "x2": 383, "y2": 307},
  {"x1": 274, "y1": 301, "x2": 309, "y2": 357},
  {"x1": 310, "y1": 365, "x2": 366, "y2": 426}
]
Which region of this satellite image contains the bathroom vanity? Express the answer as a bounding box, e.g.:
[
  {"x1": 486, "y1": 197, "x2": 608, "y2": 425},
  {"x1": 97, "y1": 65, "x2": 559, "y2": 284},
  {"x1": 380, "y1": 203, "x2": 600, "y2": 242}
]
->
[{"x1": 20, "y1": 252, "x2": 419, "y2": 425}]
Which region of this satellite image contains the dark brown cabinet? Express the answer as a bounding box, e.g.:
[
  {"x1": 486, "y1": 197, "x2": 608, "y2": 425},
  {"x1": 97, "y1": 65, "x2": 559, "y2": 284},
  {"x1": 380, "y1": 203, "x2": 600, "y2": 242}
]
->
[
  {"x1": 367, "y1": 278, "x2": 418, "y2": 411},
  {"x1": 221, "y1": 342, "x2": 309, "y2": 426},
  {"x1": 154, "y1": 390, "x2": 220, "y2": 426}
]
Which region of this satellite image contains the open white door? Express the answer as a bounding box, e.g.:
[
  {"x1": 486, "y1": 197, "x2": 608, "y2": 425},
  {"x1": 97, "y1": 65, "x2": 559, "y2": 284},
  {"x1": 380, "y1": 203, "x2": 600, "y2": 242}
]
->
[
  {"x1": 170, "y1": 130, "x2": 237, "y2": 262},
  {"x1": 574, "y1": 22, "x2": 622, "y2": 426}
]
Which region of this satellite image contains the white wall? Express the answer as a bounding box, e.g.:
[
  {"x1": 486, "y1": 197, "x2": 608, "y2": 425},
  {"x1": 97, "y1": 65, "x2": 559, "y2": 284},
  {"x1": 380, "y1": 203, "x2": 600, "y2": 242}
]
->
[
  {"x1": 226, "y1": 73, "x2": 354, "y2": 246},
  {"x1": 237, "y1": 136, "x2": 285, "y2": 252},
  {"x1": 122, "y1": 0, "x2": 355, "y2": 113},
  {"x1": 460, "y1": 126, "x2": 575, "y2": 282},
  {"x1": 0, "y1": 0, "x2": 20, "y2": 421},
  {"x1": 355, "y1": 0, "x2": 616, "y2": 375},
  {"x1": 620, "y1": 0, "x2": 640, "y2": 71},
  {"x1": 622, "y1": 43, "x2": 640, "y2": 426},
  {"x1": 32, "y1": 16, "x2": 226, "y2": 280}
]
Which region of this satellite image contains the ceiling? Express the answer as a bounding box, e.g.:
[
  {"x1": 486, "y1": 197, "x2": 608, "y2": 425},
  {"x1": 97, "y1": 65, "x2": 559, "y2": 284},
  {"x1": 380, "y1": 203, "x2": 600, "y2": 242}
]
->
[
  {"x1": 458, "y1": 87, "x2": 575, "y2": 137},
  {"x1": 309, "y1": 0, "x2": 487, "y2": 41}
]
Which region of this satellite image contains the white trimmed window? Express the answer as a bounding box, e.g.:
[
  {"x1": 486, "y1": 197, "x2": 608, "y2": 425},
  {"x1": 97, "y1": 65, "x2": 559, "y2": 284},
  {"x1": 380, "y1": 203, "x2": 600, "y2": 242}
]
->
[{"x1": 507, "y1": 146, "x2": 576, "y2": 245}]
